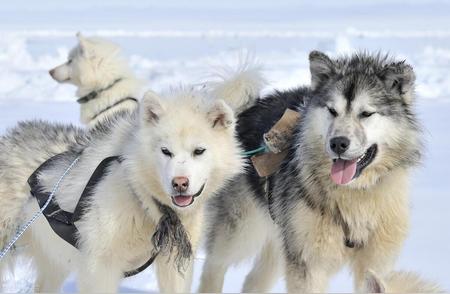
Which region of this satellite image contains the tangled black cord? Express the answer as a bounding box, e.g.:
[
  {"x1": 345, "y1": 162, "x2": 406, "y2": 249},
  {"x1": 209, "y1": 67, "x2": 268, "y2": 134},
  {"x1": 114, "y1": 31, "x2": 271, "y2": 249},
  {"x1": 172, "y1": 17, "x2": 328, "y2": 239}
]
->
[{"x1": 151, "y1": 199, "x2": 193, "y2": 274}]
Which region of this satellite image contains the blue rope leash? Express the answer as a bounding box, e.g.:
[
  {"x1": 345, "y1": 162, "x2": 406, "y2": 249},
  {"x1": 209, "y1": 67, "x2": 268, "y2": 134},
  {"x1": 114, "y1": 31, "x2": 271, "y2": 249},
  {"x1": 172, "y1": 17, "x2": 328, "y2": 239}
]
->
[
  {"x1": 0, "y1": 156, "x2": 80, "y2": 261},
  {"x1": 241, "y1": 145, "x2": 269, "y2": 157}
]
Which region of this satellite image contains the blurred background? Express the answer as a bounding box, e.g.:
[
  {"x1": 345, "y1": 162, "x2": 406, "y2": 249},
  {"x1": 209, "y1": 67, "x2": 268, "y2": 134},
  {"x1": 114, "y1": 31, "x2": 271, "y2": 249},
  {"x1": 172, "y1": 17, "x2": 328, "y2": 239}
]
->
[{"x1": 1, "y1": 0, "x2": 449, "y2": 292}]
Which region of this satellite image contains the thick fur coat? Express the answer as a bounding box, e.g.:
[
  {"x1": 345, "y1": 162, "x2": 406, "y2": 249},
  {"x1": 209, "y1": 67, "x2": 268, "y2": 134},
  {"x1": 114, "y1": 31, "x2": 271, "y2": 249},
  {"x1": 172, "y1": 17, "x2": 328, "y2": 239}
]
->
[
  {"x1": 49, "y1": 34, "x2": 142, "y2": 127},
  {"x1": 199, "y1": 51, "x2": 423, "y2": 293}
]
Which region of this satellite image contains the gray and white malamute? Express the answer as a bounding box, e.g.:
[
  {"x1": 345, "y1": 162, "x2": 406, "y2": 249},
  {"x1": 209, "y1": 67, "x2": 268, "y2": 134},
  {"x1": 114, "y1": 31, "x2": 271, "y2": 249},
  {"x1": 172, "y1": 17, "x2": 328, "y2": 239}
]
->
[
  {"x1": 0, "y1": 86, "x2": 248, "y2": 292},
  {"x1": 199, "y1": 51, "x2": 422, "y2": 292},
  {"x1": 49, "y1": 33, "x2": 142, "y2": 127}
]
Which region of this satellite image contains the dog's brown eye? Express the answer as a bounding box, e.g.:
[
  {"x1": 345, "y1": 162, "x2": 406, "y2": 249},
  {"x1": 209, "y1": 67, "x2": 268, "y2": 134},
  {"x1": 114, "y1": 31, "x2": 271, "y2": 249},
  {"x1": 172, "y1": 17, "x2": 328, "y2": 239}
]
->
[
  {"x1": 193, "y1": 148, "x2": 206, "y2": 156},
  {"x1": 360, "y1": 111, "x2": 376, "y2": 118},
  {"x1": 327, "y1": 107, "x2": 338, "y2": 117},
  {"x1": 161, "y1": 147, "x2": 173, "y2": 157},
  {"x1": 67, "y1": 59, "x2": 73, "y2": 65}
]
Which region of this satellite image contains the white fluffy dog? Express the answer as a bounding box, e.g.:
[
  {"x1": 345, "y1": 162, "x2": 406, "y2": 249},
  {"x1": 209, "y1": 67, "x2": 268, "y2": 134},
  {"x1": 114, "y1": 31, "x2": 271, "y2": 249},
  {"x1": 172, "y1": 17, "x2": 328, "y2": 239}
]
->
[
  {"x1": 0, "y1": 88, "x2": 244, "y2": 292},
  {"x1": 1, "y1": 59, "x2": 266, "y2": 292},
  {"x1": 49, "y1": 33, "x2": 141, "y2": 127}
]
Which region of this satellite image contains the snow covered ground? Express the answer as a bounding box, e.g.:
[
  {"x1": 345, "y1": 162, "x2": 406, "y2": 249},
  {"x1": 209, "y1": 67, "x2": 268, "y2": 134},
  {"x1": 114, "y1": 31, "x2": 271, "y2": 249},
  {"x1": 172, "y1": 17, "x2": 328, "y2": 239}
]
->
[{"x1": 1, "y1": 0, "x2": 449, "y2": 292}]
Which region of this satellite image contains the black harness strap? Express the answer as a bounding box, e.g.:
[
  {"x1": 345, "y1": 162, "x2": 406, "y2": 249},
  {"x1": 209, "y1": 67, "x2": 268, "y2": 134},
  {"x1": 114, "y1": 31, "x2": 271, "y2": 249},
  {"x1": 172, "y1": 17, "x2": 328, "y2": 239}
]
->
[
  {"x1": 28, "y1": 152, "x2": 81, "y2": 246},
  {"x1": 28, "y1": 153, "x2": 158, "y2": 277},
  {"x1": 77, "y1": 78, "x2": 123, "y2": 104},
  {"x1": 72, "y1": 156, "x2": 120, "y2": 223},
  {"x1": 89, "y1": 97, "x2": 138, "y2": 122},
  {"x1": 124, "y1": 253, "x2": 158, "y2": 277}
]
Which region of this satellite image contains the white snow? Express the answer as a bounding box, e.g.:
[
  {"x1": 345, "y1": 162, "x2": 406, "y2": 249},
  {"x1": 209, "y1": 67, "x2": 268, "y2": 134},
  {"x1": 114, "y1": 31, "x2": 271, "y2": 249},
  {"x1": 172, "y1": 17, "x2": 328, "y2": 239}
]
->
[{"x1": 1, "y1": 0, "x2": 449, "y2": 292}]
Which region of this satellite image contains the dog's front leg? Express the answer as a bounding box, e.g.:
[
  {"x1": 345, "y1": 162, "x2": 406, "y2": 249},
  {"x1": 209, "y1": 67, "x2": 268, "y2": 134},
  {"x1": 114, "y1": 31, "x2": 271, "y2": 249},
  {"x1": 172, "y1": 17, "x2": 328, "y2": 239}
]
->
[
  {"x1": 285, "y1": 256, "x2": 332, "y2": 293},
  {"x1": 352, "y1": 229, "x2": 408, "y2": 291},
  {"x1": 155, "y1": 253, "x2": 193, "y2": 293},
  {"x1": 242, "y1": 238, "x2": 283, "y2": 293},
  {"x1": 77, "y1": 257, "x2": 123, "y2": 293},
  {"x1": 283, "y1": 238, "x2": 329, "y2": 293},
  {"x1": 352, "y1": 199, "x2": 409, "y2": 292}
]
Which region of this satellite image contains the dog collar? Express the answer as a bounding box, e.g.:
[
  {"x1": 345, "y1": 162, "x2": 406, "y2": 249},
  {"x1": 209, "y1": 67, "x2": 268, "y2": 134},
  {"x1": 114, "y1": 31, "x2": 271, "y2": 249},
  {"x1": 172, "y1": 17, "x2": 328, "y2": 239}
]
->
[
  {"x1": 77, "y1": 78, "x2": 123, "y2": 104},
  {"x1": 89, "y1": 97, "x2": 138, "y2": 122}
]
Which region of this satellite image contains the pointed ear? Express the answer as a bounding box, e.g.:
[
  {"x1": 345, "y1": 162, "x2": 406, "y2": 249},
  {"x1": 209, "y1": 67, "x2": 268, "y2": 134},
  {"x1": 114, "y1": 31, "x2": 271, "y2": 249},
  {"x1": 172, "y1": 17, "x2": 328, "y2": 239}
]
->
[
  {"x1": 365, "y1": 270, "x2": 386, "y2": 293},
  {"x1": 309, "y1": 50, "x2": 335, "y2": 90},
  {"x1": 207, "y1": 100, "x2": 235, "y2": 130},
  {"x1": 141, "y1": 90, "x2": 165, "y2": 125},
  {"x1": 77, "y1": 34, "x2": 94, "y2": 58},
  {"x1": 380, "y1": 61, "x2": 416, "y2": 104},
  {"x1": 108, "y1": 43, "x2": 121, "y2": 57},
  {"x1": 77, "y1": 32, "x2": 87, "y2": 48}
]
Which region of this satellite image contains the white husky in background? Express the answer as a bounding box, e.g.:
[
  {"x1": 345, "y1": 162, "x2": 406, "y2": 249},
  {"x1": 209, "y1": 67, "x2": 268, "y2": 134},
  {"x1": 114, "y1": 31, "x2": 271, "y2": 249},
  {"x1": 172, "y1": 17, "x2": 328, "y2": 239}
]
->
[
  {"x1": 49, "y1": 33, "x2": 141, "y2": 127},
  {"x1": 364, "y1": 270, "x2": 443, "y2": 293}
]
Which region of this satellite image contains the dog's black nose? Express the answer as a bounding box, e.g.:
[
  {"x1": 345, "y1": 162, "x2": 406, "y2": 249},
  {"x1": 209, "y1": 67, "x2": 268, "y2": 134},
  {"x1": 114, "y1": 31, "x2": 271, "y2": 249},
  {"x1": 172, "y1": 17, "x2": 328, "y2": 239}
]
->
[
  {"x1": 172, "y1": 177, "x2": 189, "y2": 193},
  {"x1": 330, "y1": 136, "x2": 350, "y2": 155}
]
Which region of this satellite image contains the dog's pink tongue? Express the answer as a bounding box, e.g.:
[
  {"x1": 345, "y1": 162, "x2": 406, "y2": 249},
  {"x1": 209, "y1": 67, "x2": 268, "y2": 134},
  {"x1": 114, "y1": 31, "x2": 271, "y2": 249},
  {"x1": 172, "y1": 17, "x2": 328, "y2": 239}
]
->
[
  {"x1": 331, "y1": 159, "x2": 357, "y2": 185},
  {"x1": 173, "y1": 195, "x2": 193, "y2": 207}
]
